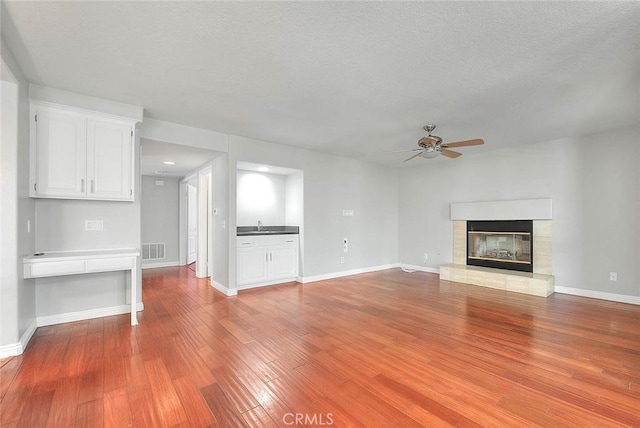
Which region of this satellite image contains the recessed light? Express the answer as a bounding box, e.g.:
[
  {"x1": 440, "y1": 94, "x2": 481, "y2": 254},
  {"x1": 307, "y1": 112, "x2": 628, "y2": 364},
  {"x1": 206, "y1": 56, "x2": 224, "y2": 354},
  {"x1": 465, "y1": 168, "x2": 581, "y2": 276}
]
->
[
  {"x1": 163, "y1": 161, "x2": 175, "y2": 165},
  {"x1": 258, "y1": 166, "x2": 269, "y2": 172}
]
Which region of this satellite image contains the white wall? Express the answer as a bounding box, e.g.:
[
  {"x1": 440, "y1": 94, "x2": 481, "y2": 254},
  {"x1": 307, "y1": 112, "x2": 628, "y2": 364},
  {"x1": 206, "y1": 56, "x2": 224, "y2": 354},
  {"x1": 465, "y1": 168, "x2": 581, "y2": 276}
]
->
[
  {"x1": 399, "y1": 126, "x2": 640, "y2": 298},
  {"x1": 141, "y1": 175, "x2": 180, "y2": 266},
  {"x1": 211, "y1": 154, "x2": 229, "y2": 288},
  {"x1": 285, "y1": 172, "x2": 304, "y2": 275},
  {"x1": 228, "y1": 135, "x2": 399, "y2": 288},
  {"x1": 1, "y1": 39, "x2": 36, "y2": 352},
  {"x1": 236, "y1": 170, "x2": 286, "y2": 226}
]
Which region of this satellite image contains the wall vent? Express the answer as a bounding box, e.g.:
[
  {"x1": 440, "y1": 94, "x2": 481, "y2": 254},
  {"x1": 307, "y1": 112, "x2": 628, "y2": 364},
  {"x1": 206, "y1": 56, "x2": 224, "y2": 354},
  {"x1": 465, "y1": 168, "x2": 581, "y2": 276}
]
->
[{"x1": 142, "y1": 243, "x2": 165, "y2": 260}]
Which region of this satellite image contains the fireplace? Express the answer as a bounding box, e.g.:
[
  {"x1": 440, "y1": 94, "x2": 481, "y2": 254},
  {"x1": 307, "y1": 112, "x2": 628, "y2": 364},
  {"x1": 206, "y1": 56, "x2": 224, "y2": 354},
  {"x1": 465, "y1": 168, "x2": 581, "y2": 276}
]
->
[{"x1": 467, "y1": 220, "x2": 533, "y2": 273}]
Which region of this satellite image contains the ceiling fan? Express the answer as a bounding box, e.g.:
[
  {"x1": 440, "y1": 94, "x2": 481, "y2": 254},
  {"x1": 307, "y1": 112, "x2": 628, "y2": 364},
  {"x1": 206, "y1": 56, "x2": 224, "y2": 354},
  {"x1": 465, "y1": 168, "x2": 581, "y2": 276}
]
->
[{"x1": 399, "y1": 124, "x2": 484, "y2": 162}]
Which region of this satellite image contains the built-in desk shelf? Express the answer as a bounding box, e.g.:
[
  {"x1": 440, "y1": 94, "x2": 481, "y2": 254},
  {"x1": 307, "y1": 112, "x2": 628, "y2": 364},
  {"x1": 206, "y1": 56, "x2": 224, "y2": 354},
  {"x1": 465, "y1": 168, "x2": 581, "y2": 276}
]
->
[
  {"x1": 23, "y1": 248, "x2": 140, "y2": 325},
  {"x1": 439, "y1": 263, "x2": 554, "y2": 297}
]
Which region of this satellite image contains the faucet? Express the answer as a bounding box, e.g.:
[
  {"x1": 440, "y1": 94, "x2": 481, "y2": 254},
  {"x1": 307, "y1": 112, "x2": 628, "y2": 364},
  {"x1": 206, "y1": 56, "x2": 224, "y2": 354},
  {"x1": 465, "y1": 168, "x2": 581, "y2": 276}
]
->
[{"x1": 257, "y1": 220, "x2": 263, "y2": 231}]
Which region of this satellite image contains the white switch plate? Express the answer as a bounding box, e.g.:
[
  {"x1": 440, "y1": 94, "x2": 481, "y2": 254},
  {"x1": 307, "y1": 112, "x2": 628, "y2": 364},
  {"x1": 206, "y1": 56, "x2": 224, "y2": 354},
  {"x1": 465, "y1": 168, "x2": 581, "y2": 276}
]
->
[
  {"x1": 609, "y1": 272, "x2": 618, "y2": 281},
  {"x1": 342, "y1": 209, "x2": 354, "y2": 216},
  {"x1": 85, "y1": 220, "x2": 103, "y2": 231},
  {"x1": 343, "y1": 238, "x2": 348, "y2": 253},
  {"x1": 340, "y1": 257, "x2": 345, "y2": 264}
]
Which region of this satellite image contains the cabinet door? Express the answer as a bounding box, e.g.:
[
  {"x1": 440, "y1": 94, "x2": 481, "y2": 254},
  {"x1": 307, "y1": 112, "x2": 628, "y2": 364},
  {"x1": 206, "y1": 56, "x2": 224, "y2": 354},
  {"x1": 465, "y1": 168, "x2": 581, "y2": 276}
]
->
[
  {"x1": 34, "y1": 110, "x2": 86, "y2": 197},
  {"x1": 86, "y1": 119, "x2": 133, "y2": 201},
  {"x1": 269, "y1": 244, "x2": 298, "y2": 281},
  {"x1": 237, "y1": 248, "x2": 269, "y2": 286}
]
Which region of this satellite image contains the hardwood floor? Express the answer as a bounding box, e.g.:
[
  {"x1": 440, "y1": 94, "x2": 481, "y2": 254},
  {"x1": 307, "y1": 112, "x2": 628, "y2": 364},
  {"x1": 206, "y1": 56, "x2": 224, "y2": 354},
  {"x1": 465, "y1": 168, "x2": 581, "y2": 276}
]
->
[{"x1": 1, "y1": 267, "x2": 639, "y2": 427}]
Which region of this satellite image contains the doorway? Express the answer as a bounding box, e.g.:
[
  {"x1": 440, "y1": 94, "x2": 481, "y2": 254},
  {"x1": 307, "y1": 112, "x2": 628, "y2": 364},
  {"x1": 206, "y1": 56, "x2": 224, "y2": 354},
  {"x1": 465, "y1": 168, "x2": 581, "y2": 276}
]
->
[
  {"x1": 186, "y1": 182, "x2": 198, "y2": 266},
  {"x1": 180, "y1": 166, "x2": 212, "y2": 279}
]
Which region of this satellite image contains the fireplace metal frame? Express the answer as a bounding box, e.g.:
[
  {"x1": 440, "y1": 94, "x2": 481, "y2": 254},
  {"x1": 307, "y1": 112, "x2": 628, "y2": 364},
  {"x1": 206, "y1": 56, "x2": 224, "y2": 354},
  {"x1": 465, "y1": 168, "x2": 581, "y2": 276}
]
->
[{"x1": 466, "y1": 220, "x2": 534, "y2": 273}]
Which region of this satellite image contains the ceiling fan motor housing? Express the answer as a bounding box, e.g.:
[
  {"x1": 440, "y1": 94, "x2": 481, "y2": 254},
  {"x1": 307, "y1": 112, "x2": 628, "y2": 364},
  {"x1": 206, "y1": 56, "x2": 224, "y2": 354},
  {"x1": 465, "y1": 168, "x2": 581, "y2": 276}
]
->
[{"x1": 418, "y1": 135, "x2": 442, "y2": 148}]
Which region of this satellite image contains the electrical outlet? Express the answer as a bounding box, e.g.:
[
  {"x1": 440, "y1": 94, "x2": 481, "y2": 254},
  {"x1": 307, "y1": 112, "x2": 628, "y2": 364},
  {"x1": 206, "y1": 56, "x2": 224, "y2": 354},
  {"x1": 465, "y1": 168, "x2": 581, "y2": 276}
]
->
[
  {"x1": 85, "y1": 220, "x2": 103, "y2": 231},
  {"x1": 343, "y1": 238, "x2": 348, "y2": 253},
  {"x1": 342, "y1": 209, "x2": 354, "y2": 216},
  {"x1": 609, "y1": 272, "x2": 618, "y2": 281},
  {"x1": 340, "y1": 257, "x2": 345, "y2": 264},
  {"x1": 424, "y1": 253, "x2": 428, "y2": 265}
]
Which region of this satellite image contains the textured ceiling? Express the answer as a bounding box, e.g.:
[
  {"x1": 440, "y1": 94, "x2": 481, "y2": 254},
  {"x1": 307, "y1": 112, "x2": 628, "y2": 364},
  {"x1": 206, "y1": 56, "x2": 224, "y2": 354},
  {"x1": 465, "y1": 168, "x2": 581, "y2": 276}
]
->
[{"x1": 2, "y1": 2, "x2": 639, "y2": 165}]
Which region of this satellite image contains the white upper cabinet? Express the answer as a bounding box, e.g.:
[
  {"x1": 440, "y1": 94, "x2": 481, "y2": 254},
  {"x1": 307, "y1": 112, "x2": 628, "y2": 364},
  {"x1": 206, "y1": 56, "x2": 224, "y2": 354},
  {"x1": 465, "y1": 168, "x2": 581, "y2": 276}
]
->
[
  {"x1": 30, "y1": 102, "x2": 136, "y2": 201},
  {"x1": 86, "y1": 119, "x2": 133, "y2": 200},
  {"x1": 33, "y1": 109, "x2": 87, "y2": 198}
]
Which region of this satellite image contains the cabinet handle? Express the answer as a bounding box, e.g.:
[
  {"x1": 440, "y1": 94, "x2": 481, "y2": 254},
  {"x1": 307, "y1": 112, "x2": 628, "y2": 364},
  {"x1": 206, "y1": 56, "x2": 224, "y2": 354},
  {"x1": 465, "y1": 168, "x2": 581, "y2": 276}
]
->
[
  {"x1": 266, "y1": 253, "x2": 268, "y2": 262},
  {"x1": 270, "y1": 253, "x2": 273, "y2": 262},
  {"x1": 81, "y1": 179, "x2": 85, "y2": 192}
]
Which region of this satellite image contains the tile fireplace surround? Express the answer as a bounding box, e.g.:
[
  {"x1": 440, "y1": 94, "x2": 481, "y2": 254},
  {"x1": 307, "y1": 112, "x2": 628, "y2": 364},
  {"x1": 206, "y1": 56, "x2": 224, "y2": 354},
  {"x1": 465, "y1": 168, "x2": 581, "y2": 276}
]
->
[{"x1": 440, "y1": 199, "x2": 555, "y2": 297}]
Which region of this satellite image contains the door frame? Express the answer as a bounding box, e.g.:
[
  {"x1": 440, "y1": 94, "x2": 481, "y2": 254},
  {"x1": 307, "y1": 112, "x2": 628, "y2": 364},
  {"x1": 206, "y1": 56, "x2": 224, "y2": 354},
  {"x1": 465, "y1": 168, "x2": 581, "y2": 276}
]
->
[{"x1": 179, "y1": 164, "x2": 213, "y2": 279}]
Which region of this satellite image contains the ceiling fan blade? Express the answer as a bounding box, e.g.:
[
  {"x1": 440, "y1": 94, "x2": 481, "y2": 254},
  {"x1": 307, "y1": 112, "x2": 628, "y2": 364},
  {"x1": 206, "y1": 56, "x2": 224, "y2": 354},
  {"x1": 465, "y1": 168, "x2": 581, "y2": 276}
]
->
[
  {"x1": 442, "y1": 138, "x2": 484, "y2": 148},
  {"x1": 384, "y1": 148, "x2": 422, "y2": 154},
  {"x1": 441, "y1": 148, "x2": 462, "y2": 158},
  {"x1": 403, "y1": 150, "x2": 424, "y2": 162}
]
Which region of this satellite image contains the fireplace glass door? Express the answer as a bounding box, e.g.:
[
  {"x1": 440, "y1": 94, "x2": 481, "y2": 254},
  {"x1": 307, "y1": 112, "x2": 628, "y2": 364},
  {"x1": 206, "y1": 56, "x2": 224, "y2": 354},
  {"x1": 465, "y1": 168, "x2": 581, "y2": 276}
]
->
[
  {"x1": 468, "y1": 232, "x2": 531, "y2": 265},
  {"x1": 466, "y1": 220, "x2": 533, "y2": 272}
]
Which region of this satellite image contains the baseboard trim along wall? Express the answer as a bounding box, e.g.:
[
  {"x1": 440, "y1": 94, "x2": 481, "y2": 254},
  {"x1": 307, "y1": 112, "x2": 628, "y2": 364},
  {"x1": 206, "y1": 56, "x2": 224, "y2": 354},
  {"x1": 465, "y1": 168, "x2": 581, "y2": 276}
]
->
[
  {"x1": 300, "y1": 263, "x2": 401, "y2": 284},
  {"x1": 0, "y1": 302, "x2": 145, "y2": 358},
  {"x1": 0, "y1": 319, "x2": 38, "y2": 359},
  {"x1": 400, "y1": 264, "x2": 440, "y2": 274},
  {"x1": 141, "y1": 261, "x2": 181, "y2": 270},
  {"x1": 36, "y1": 302, "x2": 145, "y2": 327},
  {"x1": 210, "y1": 279, "x2": 238, "y2": 296},
  {"x1": 554, "y1": 286, "x2": 640, "y2": 306}
]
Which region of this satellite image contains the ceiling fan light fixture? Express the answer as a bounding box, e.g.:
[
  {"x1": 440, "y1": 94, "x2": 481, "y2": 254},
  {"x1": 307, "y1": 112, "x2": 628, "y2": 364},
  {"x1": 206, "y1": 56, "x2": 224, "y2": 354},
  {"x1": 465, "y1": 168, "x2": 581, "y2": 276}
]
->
[{"x1": 420, "y1": 147, "x2": 440, "y2": 159}]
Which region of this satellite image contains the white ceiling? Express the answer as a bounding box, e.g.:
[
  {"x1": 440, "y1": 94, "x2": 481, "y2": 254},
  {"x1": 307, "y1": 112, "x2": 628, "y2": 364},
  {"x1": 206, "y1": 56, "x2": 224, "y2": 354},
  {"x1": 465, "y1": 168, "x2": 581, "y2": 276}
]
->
[
  {"x1": 140, "y1": 139, "x2": 221, "y2": 178},
  {"x1": 2, "y1": 2, "x2": 639, "y2": 165}
]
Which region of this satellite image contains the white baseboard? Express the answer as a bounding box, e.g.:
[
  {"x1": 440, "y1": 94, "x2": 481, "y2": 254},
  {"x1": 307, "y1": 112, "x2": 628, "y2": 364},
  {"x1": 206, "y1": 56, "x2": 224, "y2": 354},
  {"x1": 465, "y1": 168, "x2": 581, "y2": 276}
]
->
[
  {"x1": 36, "y1": 302, "x2": 145, "y2": 327},
  {"x1": 399, "y1": 264, "x2": 440, "y2": 274},
  {"x1": 210, "y1": 279, "x2": 237, "y2": 296},
  {"x1": 300, "y1": 263, "x2": 400, "y2": 284},
  {"x1": 142, "y1": 261, "x2": 180, "y2": 269},
  {"x1": 0, "y1": 319, "x2": 38, "y2": 359},
  {"x1": 554, "y1": 286, "x2": 640, "y2": 305}
]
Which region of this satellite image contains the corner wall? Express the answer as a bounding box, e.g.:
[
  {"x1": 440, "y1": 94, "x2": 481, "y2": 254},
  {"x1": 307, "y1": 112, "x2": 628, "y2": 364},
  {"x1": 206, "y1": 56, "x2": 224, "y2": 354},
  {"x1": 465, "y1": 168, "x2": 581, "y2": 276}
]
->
[{"x1": 1, "y1": 39, "x2": 36, "y2": 356}]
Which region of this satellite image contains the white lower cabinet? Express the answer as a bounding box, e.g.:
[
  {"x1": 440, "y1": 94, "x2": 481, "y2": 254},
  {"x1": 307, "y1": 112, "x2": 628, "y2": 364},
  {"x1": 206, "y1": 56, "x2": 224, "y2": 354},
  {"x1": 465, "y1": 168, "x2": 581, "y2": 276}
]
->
[{"x1": 237, "y1": 235, "x2": 299, "y2": 287}]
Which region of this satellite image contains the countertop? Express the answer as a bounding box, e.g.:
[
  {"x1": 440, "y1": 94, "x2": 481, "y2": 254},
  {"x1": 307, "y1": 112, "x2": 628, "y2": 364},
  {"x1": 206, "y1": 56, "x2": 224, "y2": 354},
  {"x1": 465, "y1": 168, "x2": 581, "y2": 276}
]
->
[
  {"x1": 237, "y1": 226, "x2": 299, "y2": 236},
  {"x1": 23, "y1": 248, "x2": 140, "y2": 263}
]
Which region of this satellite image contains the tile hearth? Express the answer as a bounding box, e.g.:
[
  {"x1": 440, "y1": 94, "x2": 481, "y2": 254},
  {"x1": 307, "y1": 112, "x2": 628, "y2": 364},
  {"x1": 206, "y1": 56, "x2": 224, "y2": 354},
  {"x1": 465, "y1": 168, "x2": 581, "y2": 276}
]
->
[{"x1": 439, "y1": 263, "x2": 554, "y2": 297}]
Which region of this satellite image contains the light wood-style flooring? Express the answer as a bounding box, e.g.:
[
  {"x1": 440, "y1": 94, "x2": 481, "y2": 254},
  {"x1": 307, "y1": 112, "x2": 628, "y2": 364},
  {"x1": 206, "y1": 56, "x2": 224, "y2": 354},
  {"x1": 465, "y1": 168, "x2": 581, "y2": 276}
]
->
[{"x1": 1, "y1": 267, "x2": 639, "y2": 427}]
